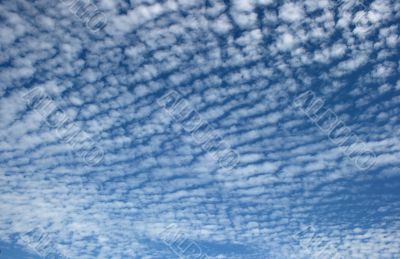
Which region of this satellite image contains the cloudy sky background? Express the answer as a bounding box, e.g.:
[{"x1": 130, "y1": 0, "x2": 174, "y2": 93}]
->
[{"x1": 0, "y1": 0, "x2": 399, "y2": 258}]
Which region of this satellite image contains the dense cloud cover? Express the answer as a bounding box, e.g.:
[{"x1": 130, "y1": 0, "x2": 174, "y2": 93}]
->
[{"x1": 0, "y1": 0, "x2": 399, "y2": 258}]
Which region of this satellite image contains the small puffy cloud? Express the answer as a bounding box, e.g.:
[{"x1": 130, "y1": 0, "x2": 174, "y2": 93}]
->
[{"x1": 279, "y1": 2, "x2": 305, "y2": 23}]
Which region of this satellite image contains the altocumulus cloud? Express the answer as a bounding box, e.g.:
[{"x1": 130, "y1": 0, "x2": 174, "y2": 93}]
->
[{"x1": 0, "y1": 0, "x2": 399, "y2": 258}]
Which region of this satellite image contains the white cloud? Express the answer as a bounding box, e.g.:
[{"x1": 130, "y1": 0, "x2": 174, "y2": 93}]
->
[{"x1": 279, "y1": 2, "x2": 305, "y2": 23}]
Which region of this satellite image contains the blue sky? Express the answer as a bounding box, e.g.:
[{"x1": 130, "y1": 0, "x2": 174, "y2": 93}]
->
[{"x1": 0, "y1": 0, "x2": 399, "y2": 258}]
